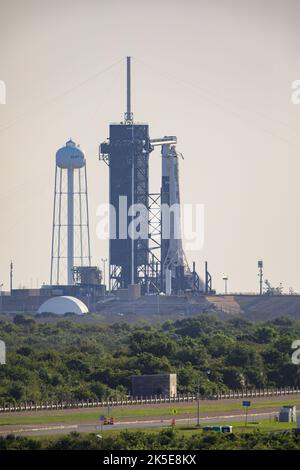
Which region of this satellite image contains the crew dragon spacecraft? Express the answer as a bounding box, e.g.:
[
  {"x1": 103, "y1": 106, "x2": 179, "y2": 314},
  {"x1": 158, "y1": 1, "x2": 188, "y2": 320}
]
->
[{"x1": 100, "y1": 57, "x2": 203, "y2": 294}]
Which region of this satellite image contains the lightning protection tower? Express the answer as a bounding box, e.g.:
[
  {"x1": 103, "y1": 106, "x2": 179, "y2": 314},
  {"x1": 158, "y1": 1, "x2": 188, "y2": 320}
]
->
[{"x1": 50, "y1": 139, "x2": 91, "y2": 285}]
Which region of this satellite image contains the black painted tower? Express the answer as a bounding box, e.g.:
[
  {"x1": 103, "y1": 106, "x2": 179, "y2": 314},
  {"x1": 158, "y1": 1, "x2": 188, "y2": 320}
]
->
[{"x1": 100, "y1": 58, "x2": 152, "y2": 289}]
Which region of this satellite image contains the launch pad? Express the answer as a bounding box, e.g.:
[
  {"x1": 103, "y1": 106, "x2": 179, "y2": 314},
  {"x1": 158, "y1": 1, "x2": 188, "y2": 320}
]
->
[{"x1": 100, "y1": 57, "x2": 203, "y2": 295}]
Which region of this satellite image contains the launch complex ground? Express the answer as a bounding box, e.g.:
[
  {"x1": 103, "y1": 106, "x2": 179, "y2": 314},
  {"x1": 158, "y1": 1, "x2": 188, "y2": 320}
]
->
[{"x1": 1, "y1": 292, "x2": 300, "y2": 322}]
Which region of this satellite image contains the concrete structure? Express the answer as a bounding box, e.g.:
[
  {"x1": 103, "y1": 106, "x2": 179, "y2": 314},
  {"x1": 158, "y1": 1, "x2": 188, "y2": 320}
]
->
[
  {"x1": 0, "y1": 284, "x2": 105, "y2": 313},
  {"x1": 279, "y1": 405, "x2": 297, "y2": 423},
  {"x1": 131, "y1": 373, "x2": 177, "y2": 397},
  {"x1": 128, "y1": 283, "x2": 141, "y2": 300},
  {"x1": 0, "y1": 340, "x2": 6, "y2": 365},
  {"x1": 38, "y1": 296, "x2": 88, "y2": 315},
  {"x1": 117, "y1": 284, "x2": 141, "y2": 301}
]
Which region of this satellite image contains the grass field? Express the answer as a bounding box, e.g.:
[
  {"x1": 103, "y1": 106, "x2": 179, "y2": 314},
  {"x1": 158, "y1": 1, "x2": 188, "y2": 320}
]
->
[{"x1": 0, "y1": 398, "x2": 299, "y2": 426}]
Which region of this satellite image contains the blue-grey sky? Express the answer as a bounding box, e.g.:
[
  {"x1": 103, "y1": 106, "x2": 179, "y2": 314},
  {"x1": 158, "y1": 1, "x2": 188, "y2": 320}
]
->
[{"x1": 0, "y1": 0, "x2": 300, "y2": 293}]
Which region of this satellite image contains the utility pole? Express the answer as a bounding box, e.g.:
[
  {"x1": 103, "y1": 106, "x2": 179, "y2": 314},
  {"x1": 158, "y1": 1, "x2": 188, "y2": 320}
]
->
[
  {"x1": 258, "y1": 260, "x2": 263, "y2": 295},
  {"x1": 197, "y1": 381, "x2": 200, "y2": 426},
  {"x1": 125, "y1": 56, "x2": 133, "y2": 124},
  {"x1": 0, "y1": 284, "x2": 3, "y2": 312},
  {"x1": 10, "y1": 261, "x2": 13, "y2": 292},
  {"x1": 107, "y1": 396, "x2": 111, "y2": 418},
  {"x1": 101, "y1": 258, "x2": 107, "y2": 289}
]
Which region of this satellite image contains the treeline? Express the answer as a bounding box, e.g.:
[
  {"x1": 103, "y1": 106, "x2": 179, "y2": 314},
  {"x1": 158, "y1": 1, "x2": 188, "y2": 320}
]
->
[
  {"x1": 0, "y1": 313, "x2": 300, "y2": 402},
  {"x1": 1, "y1": 429, "x2": 300, "y2": 450}
]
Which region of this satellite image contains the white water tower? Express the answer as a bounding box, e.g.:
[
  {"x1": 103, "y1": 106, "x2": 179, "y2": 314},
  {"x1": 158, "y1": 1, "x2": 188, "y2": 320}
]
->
[{"x1": 50, "y1": 139, "x2": 91, "y2": 285}]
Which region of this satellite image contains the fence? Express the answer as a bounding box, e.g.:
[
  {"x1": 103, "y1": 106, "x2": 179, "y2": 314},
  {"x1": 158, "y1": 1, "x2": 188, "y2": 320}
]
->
[{"x1": 0, "y1": 387, "x2": 299, "y2": 413}]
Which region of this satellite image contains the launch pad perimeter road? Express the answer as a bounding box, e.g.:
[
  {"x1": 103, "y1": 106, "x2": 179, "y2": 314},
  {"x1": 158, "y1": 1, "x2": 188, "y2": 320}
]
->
[{"x1": 0, "y1": 406, "x2": 298, "y2": 437}]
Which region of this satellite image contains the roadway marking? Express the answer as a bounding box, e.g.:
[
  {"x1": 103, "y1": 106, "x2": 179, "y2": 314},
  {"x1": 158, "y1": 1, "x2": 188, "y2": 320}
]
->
[
  {"x1": 0, "y1": 424, "x2": 78, "y2": 435},
  {"x1": 118, "y1": 411, "x2": 277, "y2": 426},
  {"x1": 0, "y1": 411, "x2": 278, "y2": 435}
]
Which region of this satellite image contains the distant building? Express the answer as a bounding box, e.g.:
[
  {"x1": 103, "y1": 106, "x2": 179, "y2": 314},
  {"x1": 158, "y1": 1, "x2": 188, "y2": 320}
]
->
[
  {"x1": 0, "y1": 340, "x2": 6, "y2": 365},
  {"x1": 1, "y1": 284, "x2": 105, "y2": 313},
  {"x1": 131, "y1": 373, "x2": 177, "y2": 397}
]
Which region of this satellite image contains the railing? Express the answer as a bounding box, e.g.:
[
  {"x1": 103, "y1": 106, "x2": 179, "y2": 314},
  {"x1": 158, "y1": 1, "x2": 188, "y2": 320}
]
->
[{"x1": 0, "y1": 387, "x2": 299, "y2": 413}]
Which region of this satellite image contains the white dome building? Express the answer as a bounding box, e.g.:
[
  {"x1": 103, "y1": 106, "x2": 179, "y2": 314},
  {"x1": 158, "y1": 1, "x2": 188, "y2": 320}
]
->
[{"x1": 38, "y1": 296, "x2": 88, "y2": 315}]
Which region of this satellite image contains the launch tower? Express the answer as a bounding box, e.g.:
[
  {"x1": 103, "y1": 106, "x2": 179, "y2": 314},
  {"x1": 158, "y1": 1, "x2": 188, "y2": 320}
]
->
[{"x1": 100, "y1": 57, "x2": 202, "y2": 294}]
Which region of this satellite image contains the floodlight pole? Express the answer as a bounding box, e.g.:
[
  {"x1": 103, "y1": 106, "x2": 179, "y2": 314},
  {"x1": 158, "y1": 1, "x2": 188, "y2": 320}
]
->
[
  {"x1": 0, "y1": 284, "x2": 3, "y2": 312},
  {"x1": 101, "y1": 258, "x2": 107, "y2": 289},
  {"x1": 245, "y1": 406, "x2": 248, "y2": 427},
  {"x1": 197, "y1": 381, "x2": 200, "y2": 426},
  {"x1": 258, "y1": 260, "x2": 263, "y2": 295}
]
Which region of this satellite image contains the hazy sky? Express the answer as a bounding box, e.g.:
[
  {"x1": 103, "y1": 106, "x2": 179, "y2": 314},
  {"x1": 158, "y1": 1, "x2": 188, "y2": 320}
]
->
[{"x1": 0, "y1": 0, "x2": 300, "y2": 293}]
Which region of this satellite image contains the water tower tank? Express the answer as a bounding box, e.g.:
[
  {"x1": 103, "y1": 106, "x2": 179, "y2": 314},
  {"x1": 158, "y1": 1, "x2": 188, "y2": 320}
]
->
[
  {"x1": 56, "y1": 139, "x2": 85, "y2": 169},
  {"x1": 51, "y1": 138, "x2": 91, "y2": 286}
]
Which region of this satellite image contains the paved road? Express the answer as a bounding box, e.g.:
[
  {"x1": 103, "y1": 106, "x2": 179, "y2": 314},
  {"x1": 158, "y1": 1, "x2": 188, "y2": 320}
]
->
[
  {"x1": 1, "y1": 394, "x2": 300, "y2": 437},
  {"x1": 0, "y1": 409, "x2": 284, "y2": 437}
]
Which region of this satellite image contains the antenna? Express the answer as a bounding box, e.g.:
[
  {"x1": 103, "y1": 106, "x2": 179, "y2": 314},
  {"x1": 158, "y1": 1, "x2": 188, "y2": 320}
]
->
[{"x1": 124, "y1": 56, "x2": 133, "y2": 124}]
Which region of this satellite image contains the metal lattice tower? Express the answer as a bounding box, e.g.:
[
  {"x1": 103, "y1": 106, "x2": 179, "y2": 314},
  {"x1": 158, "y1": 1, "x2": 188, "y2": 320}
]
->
[{"x1": 50, "y1": 139, "x2": 91, "y2": 285}]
